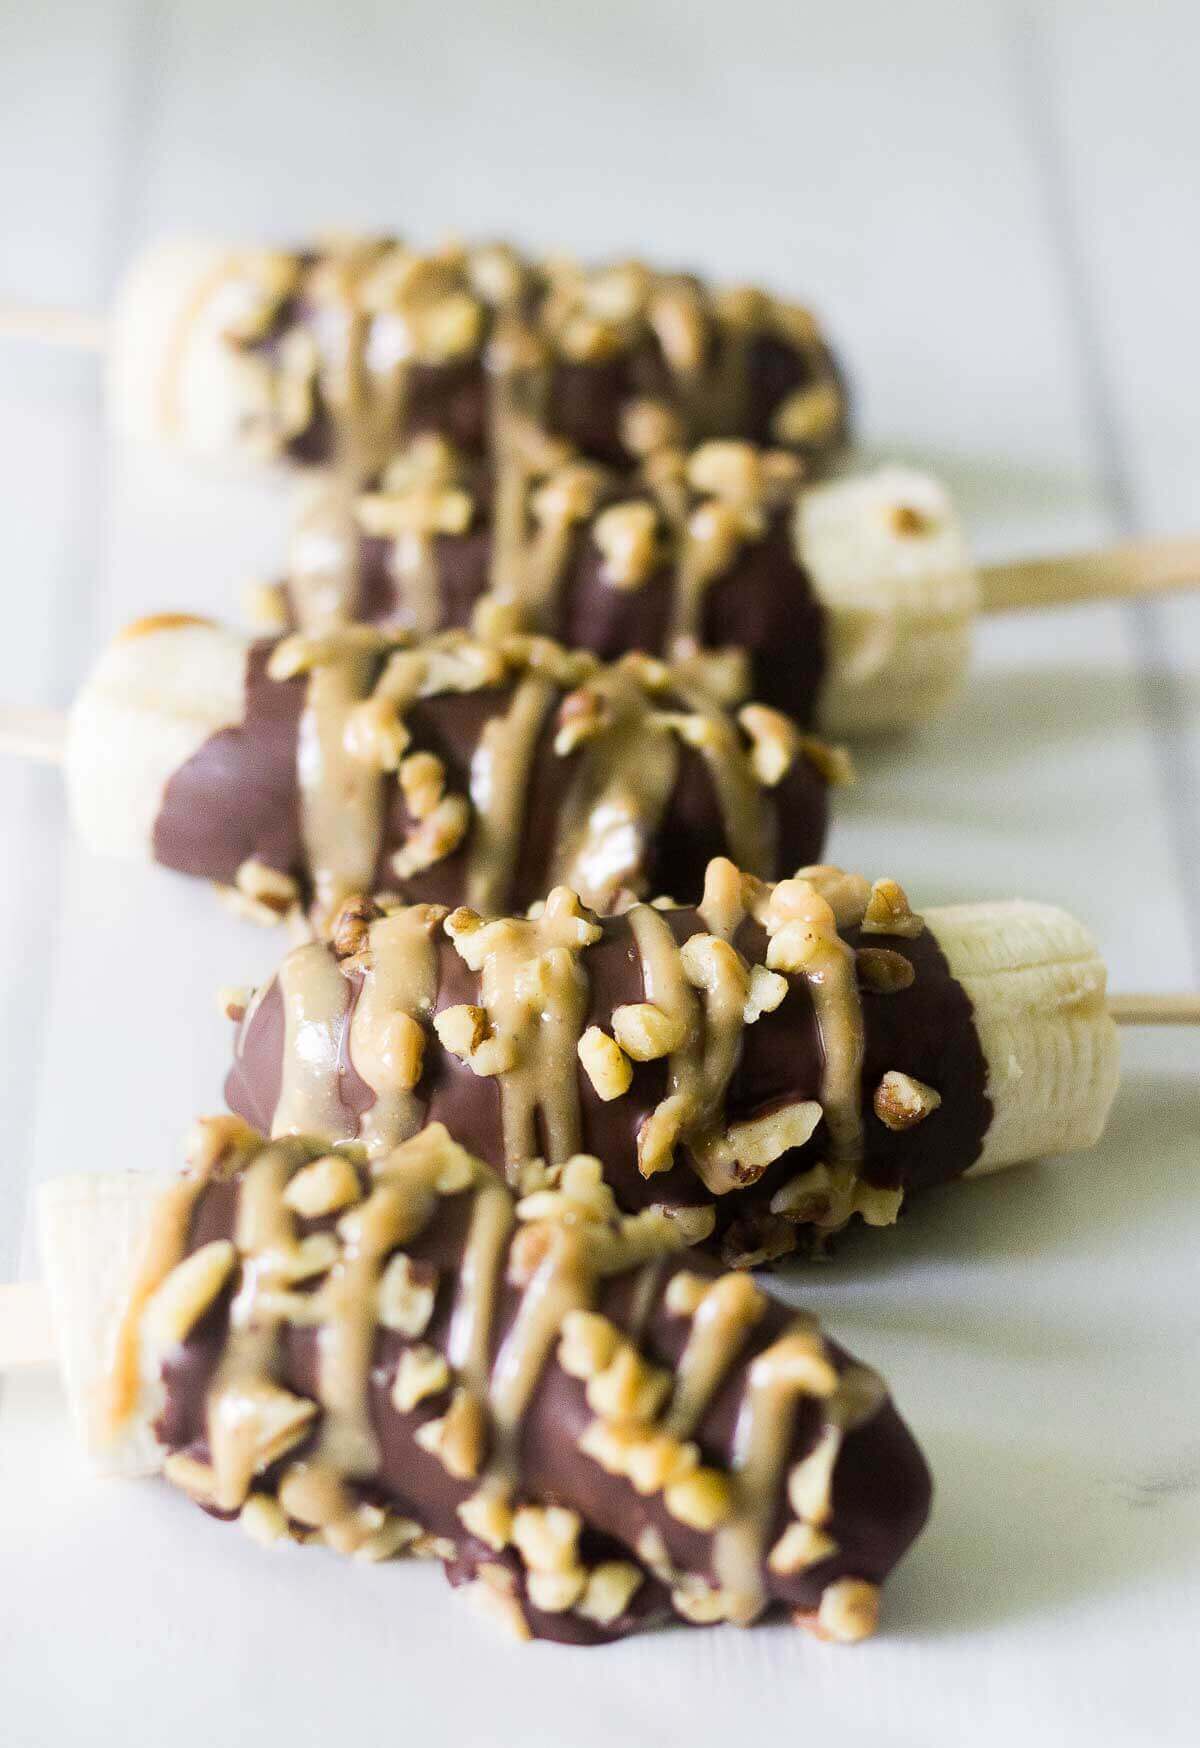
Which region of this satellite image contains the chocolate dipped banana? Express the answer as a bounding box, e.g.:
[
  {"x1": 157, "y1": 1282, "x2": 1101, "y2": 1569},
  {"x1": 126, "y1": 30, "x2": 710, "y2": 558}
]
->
[
  {"x1": 276, "y1": 437, "x2": 974, "y2": 736},
  {"x1": 65, "y1": 616, "x2": 842, "y2": 925},
  {"x1": 225, "y1": 860, "x2": 1120, "y2": 1265},
  {"x1": 37, "y1": 1119, "x2": 929, "y2": 1645},
  {"x1": 111, "y1": 235, "x2": 848, "y2": 476}
]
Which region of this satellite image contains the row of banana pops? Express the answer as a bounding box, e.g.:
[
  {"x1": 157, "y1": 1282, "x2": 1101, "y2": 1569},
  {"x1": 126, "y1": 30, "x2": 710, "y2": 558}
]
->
[{"x1": 5, "y1": 229, "x2": 1148, "y2": 1651}]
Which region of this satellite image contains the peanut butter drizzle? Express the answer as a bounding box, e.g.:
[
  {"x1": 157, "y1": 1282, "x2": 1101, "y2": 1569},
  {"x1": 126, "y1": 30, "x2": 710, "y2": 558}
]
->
[
  {"x1": 297, "y1": 646, "x2": 385, "y2": 921},
  {"x1": 447, "y1": 1174, "x2": 515, "y2": 1393},
  {"x1": 208, "y1": 1141, "x2": 302, "y2": 1509},
  {"x1": 288, "y1": 475, "x2": 367, "y2": 631},
  {"x1": 464, "y1": 672, "x2": 557, "y2": 915},
  {"x1": 485, "y1": 1222, "x2": 594, "y2": 1489},
  {"x1": 663, "y1": 1273, "x2": 765, "y2": 1441},
  {"x1": 472, "y1": 898, "x2": 591, "y2": 1173},
  {"x1": 549, "y1": 670, "x2": 681, "y2": 903},
  {"x1": 712, "y1": 1319, "x2": 827, "y2": 1623},
  {"x1": 273, "y1": 942, "x2": 355, "y2": 1142},
  {"x1": 348, "y1": 907, "x2": 442, "y2": 1156}
]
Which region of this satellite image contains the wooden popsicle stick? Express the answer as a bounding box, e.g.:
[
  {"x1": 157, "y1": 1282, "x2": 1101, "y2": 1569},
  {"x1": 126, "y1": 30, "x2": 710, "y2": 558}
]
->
[
  {"x1": 0, "y1": 301, "x2": 107, "y2": 350},
  {"x1": 0, "y1": 1283, "x2": 55, "y2": 1369},
  {"x1": 980, "y1": 536, "x2": 1200, "y2": 614},
  {"x1": 0, "y1": 706, "x2": 67, "y2": 764},
  {"x1": 1108, "y1": 992, "x2": 1200, "y2": 1026}
]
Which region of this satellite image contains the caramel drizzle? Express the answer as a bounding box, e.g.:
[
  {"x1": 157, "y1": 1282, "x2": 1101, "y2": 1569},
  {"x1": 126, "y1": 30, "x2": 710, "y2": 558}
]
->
[{"x1": 133, "y1": 1124, "x2": 879, "y2": 1626}]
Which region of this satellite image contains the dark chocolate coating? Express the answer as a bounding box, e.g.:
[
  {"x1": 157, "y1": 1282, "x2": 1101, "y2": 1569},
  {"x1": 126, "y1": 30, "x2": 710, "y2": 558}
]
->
[
  {"x1": 225, "y1": 905, "x2": 992, "y2": 1234},
  {"x1": 336, "y1": 498, "x2": 826, "y2": 727},
  {"x1": 157, "y1": 1159, "x2": 930, "y2": 1646},
  {"x1": 255, "y1": 266, "x2": 850, "y2": 475},
  {"x1": 152, "y1": 647, "x2": 830, "y2": 909}
]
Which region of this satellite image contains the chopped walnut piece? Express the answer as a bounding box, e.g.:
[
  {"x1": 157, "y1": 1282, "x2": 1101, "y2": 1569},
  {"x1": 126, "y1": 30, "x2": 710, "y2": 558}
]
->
[
  {"x1": 239, "y1": 1494, "x2": 291, "y2": 1548},
  {"x1": 141, "y1": 1240, "x2": 236, "y2": 1353},
  {"x1": 343, "y1": 695, "x2": 411, "y2": 772},
  {"x1": 853, "y1": 1182, "x2": 905, "y2": 1227},
  {"x1": 771, "y1": 381, "x2": 843, "y2": 447},
  {"x1": 457, "y1": 1489, "x2": 513, "y2": 1553},
  {"x1": 664, "y1": 1467, "x2": 733, "y2": 1531},
  {"x1": 625, "y1": 1433, "x2": 699, "y2": 1496},
  {"x1": 586, "y1": 1346, "x2": 672, "y2": 1425},
  {"x1": 855, "y1": 946, "x2": 916, "y2": 994},
  {"x1": 679, "y1": 932, "x2": 750, "y2": 1001},
  {"x1": 377, "y1": 1254, "x2": 437, "y2": 1337},
  {"x1": 558, "y1": 1310, "x2": 621, "y2": 1381},
  {"x1": 329, "y1": 893, "x2": 383, "y2": 962},
  {"x1": 283, "y1": 1154, "x2": 362, "y2": 1219},
  {"x1": 769, "y1": 1162, "x2": 855, "y2": 1230},
  {"x1": 390, "y1": 792, "x2": 471, "y2": 878},
  {"x1": 433, "y1": 1002, "x2": 487, "y2": 1057},
  {"x1": 637, "y1": 1095, "x2": 686, "y2": 1178},
  {"x1": 717, "y1": 1099, "x2": 824, "y2": 1178},
  {"x1": 576, "y1": 1561, "x2": 644, "y2": 1625},
  {"x1": 768, "y1": 1521, "x2": 838, "y2": 1575},
  {"x1": 873, "y1": 1071, "x2": 942, "y2": 1132},
  {"x1": 577, "y1": 1026, "x2": 634, "y2": 1101},
  {"x1": 234, "y1": 857, "x2": 300, "y2": 917},
  {"x1": 663, "y1": 1270, "x2": 710, "y2": 1317},
  {"x1": 413, "y1": 1388, "x2": 487, "y2": 1480},
  {"x1": 860, "y1": 877, "x2": 924, "y2": 939},
  {"x1": 744, "y1": 964, "x2": 789, "y2": 1024},
  {"x1": 687, "y1": 440, "x2": 761, "y2": 503},
  {"x1": 528, "y1": 1570, "x2": 588, "y2": 1614},
  {"x1": 592, "y1": 501, "x2": 661, "y2": 589},
  {"x1": 671, "y1": 1578, "x2": 735, "y2": 1625},
  {"x1": 765, "y1": 920, "x2": 823, "y2": 975},
  {"x1": 398, "y1": 751, "x2": 446, "y2": 821},
  {"x1": 611, "y1": 1000, "x2": 686, "y2": 1061},
  {"x1": 391, "y1": 1343, "x2": 451, "y2": 1413},
  {"x1": 352, "y1": 1511, "x2": 423, "y2": 1563},
  {"x1": 804, "y1": 1578, "x2": 881, "y2": 1644},
  {"x1": 738, "y1": 703, "x2": 800, "y2": 787},
  {"x1": 620, "y1": 397, "x2": 681, "y2": 457},
  {"x1": 512, "y1": 1504, "x2": 583, "y2": 1575},
  {"x1": 554, "y1": 685, "x2": 611, "y2": 756}
]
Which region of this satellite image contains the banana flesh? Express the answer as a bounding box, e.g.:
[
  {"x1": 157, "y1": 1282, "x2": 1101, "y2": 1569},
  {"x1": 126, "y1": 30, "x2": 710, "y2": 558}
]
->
[{"x1": 928, "y1": 900, "x2": 1120, "y2": 1175}]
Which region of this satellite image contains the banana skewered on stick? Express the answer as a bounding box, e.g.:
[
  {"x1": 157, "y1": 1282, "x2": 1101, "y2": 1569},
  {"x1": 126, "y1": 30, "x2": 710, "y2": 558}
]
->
[
  {"x1": 224, "y1": 858, "x2": 1120, "y2": 1267},
  {"x1": 278, "y1": 437, "x2": 975, "y2": 738},
  {"x1": 57, "y1": 616, "x2": 841, "y2": 928},
  {"x1": 34, "y1": 1118, "x2": 930, "y2": 1646},
  {"x1": 99, "y1": 235, "x2": 848, "y2": 474},
  {"x1": 276, "y1": 436, "x2": 1200, "y2": 738}
]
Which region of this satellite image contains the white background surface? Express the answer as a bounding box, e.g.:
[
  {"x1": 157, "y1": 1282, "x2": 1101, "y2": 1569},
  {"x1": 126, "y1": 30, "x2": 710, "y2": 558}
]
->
[{"x1": 0, "y1": 2, "x2": 1197, "y2": 1743}]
